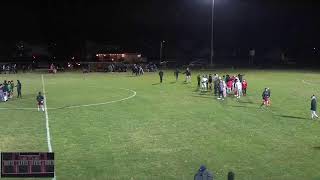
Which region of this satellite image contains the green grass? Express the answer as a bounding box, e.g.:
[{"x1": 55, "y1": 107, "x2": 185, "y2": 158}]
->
[{"x1": 1, "y1": 70, "x2": 320, "y2": 180}]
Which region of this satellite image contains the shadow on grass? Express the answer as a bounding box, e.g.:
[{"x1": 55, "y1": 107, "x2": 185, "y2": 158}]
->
[
  {"x1": 191, "y1": 95, "x2": 213, "y2": 99},
  {"x1": 152, "y1": 83, "x2": 161, "y2": 85},
  {"x1": 238, "y1": 101, "x2": 254, "y2": 104},
  {"x1": 313, "y1": 147, "x2": 320, "y2": 150},
  {"x1": 170, "y1": 81, "x2": 177, "y2": 84},
  {"x1": 276, "y1": 115, "x2": 308, "y2": 120},
  {"x1": 193, "y1": 88, "x2": 200, "y2": 92},
  {"x1": 125, "y1": 75, "x2": 138, "y2": 77},
  {"x1": 229, "y1": 105, "x2": 247, "y2": 108}
]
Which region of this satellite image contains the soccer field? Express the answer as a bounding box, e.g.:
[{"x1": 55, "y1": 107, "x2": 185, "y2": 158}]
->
[{"x1": 1, "y1": 70, "x2": 320, "y2": 180}]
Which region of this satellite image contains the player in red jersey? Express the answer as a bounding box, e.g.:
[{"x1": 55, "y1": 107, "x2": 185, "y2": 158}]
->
[{"x1": 242, "y1": 80, "x2": 248, "y2": 96}]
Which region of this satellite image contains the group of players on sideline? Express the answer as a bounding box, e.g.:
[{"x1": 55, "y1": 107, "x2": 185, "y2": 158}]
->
[
  {"x1": 0, "y1": 80, "x2": 21, "y2": 102},
  {"x1": 0, "y1": 79, "x2": 45, "y2": 112}
]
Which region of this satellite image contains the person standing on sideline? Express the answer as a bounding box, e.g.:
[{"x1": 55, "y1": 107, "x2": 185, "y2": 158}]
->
[
  {"x1": 16, "y1": 80, "x2": 22, "y2": 98},
  {"x1": 311, "y1": 95, "x2": 319, "y2": 119},
  {"x1": 36, "y1": 92, "x2": 45, "y2": 112},
  {"x1": 174, "y1": 68, "x2": 180, "y2": 81},
  {"x1": 159, "y1": 70, "x2": 164, "y2": 83}
]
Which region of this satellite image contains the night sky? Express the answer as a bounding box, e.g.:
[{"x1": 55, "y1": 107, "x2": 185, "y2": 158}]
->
[{"x1": 0, "y1": 0, "x2": 320, "y2": 59}]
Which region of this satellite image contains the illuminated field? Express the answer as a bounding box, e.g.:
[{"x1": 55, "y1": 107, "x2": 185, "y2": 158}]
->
[{"x1": 1, "y1": 70, "x2": 320, "y2": 180}]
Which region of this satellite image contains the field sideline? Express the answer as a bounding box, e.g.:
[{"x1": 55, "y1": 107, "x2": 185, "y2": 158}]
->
[{"x1": 0, "y1": 69, "x2": 320, "y2": 180}]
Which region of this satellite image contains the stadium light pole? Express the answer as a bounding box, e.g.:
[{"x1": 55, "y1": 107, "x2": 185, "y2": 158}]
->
[
  {"x1": 210, "y1": 0, "x2": 215, "y2": 66},
  {"x1": 160, "y1": 40, "x2": 165, "y2": 65}
]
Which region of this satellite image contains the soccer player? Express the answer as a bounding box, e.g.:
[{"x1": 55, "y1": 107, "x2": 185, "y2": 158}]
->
[
  {"x1": 242, "y1": 79, "x2": 248, "y2": 96},
  {"x1": 159, "y1": 70, "x2": 164, "y2": 83},
  {"x1": 9, "y1": 81, "x2": 14, "y2": 98},
  {"x1": 225, "y1": 74, "x2": 230, "y2": 83},
  {"x1": 311, "y1": 95, "x2": 318, "y2": 119},
  {"x1": 227, "y1": 80, "x2": 233, "y2": 95},
  {"x1": 217, "y1": 78, "x2": 224, "y2": 100},
  {"x1": 174, "y1": 68, "x2": 180, "y2": 81},
  {"x1": 223, "y1": 80, "x2": 227, "y2": 98},
  {"x1": 208, "y1": 74, "x2": 213, "y2": 90},
  {"x1": 16, "y1": 80, "x2": 22, "y2": 98},
  {"x1": 201, "y1": 75, "x2": 208, "y2": 91},
  {"x1": 235, "y1": 79, "x2": 242, "y2": 99},
  {"x1": 238, "y1": 73, "x2": 244, "y2": 82},
  {"x1": 3, "y1": 80, "x2": 9, "y2": 101},
  {"x1": 7, "y1": 81, "x2": 12, "y2": 99},
  {"x1": 194, "y1": 165, "x2": 213, "y2": 180},
  {"x1": 184, "y1": 68, "x2": 191, "y2": 83},
  {"x1": 139, "y1": 66, "x2": 144, "y2": 75},
  {"x1": 261, "y1": 88, "x2": 271, "y2": 107},
  {"x1": 0, "y1": 84, "x2": 4, "y2": 102},
  {"x1": 37, "y1": 92, "x2": 45, "y2": 112},
  {"x1": 197, "y1": 74, "x2": 201, "y2": 88},
  {"x1": 213, "y1": 74, "x2": 219, "y2": 96}
]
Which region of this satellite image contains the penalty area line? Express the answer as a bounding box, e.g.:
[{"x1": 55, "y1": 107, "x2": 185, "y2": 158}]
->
[
  {"x1": 0, "y1": 89, "x2": 137, "y2": 111},
  {"x1": 54, "y1": 88, "x2": 137, "y2": 110},
  {"x1": 301, "y1": 79, "x2": 313, "y2": 85}
]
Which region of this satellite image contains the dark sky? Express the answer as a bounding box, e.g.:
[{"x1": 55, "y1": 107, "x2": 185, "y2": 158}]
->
[{"x1": 1, "y1": 0, "x2": 320, "y2": 55}]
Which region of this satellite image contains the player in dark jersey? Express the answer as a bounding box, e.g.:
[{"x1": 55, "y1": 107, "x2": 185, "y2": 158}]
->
[
  {"x1": 159, "y1": 70, "x2": 164, "y2": 83},
  {"x1": 9, "y1": 81, "x2": 14, "y2": 98},
  {"x1": 174, "y1": 68, "x2": 180, "y2": 81},
  {"x1": 37, "y1": 92, "x2": 45, "y2": 112},
  {"x1": 197, "y1": 74, "x2": 201, "y2": 88},
  {"x1": 208, "y1": 74, "x2": 213, "y2": 90},
  {"x1": 16, "y1": 80, "x2": 22, "y2": 98},
  {"x1": 184, "y1": 68, "x2": 191, "y2": 83},
  {"x1": 261, "y1": 88, "x2": 271, "y2": 107}
]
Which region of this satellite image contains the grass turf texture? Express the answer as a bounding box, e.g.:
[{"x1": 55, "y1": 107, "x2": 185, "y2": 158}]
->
[{"x1": 0, "y1": 70, "x2": 320, "y2": 180}]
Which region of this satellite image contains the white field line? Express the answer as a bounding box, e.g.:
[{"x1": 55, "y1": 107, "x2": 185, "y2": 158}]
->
[
  {"x1": 0, "y1": 89, "x2": 136, "y2": 110},
  {"x1": 41, "y1": 75, "x2": 56, "y2": 180},
  {"x1": 0, "y1": 107, "x2": 39, "y2": 110},
  {"x1": 42, "y1": 75, "x2": 53, "y2": 152},
  {"x1": 301, "y1": 79, "x2": 313, "y2": 85},
  {"x1": 52, "y1": 88, "x2": 136, "y2": 110},
  {"x1": 301, "y1": 79, "x2": 318, "y2": 94}
]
